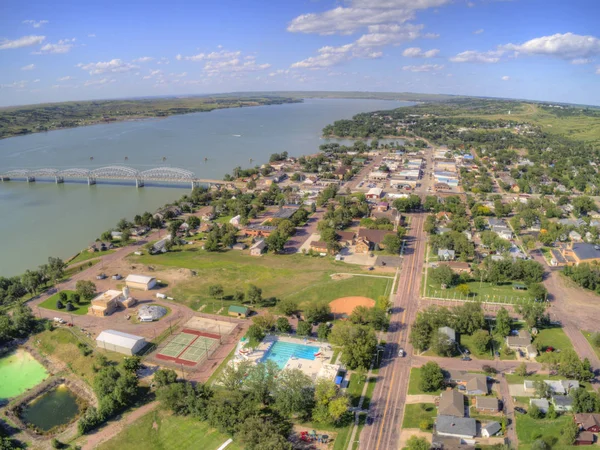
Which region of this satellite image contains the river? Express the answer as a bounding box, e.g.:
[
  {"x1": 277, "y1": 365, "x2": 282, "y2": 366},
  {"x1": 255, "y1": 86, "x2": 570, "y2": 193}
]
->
[{"x1": 0, "y1": 98, "x2": 411, "y2": 276}]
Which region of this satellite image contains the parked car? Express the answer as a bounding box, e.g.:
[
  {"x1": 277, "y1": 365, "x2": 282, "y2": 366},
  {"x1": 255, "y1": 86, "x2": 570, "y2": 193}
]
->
[
  {"x1": 515, "y1": 407, "x2": 527, "y2": 415},
  {"x1": 461, "y1": 356, "x2": 472, "y2": 361},
  {"x1": 96, "y1": 273, "x2": 107, "y2": 280},
  {"x1": 398, "y1": 348, "x2": 405, "y2": 357}
]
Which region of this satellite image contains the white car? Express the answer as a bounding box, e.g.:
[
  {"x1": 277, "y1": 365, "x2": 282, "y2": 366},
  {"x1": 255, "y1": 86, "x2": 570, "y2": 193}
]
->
[{"x1": 53, "y1": 317, "x2": 66, "y2": 324}]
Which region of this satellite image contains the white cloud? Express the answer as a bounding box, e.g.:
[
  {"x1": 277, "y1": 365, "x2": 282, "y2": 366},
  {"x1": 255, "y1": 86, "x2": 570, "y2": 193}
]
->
[
  {"x1": 33, "y1": 38, "x2": 75, "y2": 54},
  {"x1": 204, "y1": 58, "x2": 271, "y2": 76},
  {"x1": 176, "y1": 50, "x2": 241, "y2": 62},
  {"x1": 473, "y1": 29, "x2": 484, "y2": 34},
  {"x1": 571, "y1": 58, "x2": 591, "y2": 65},
  {"x1": 0, "y1": 80, "x2": 28, "y2": 89},
  {"x1": 57, "y1": 76, "x2": 73, "y2": 81},
  {"x1": 501, "y1": 75, "x2": 510, "y2": 81},
  {"x1": 32, "y1": 79, "x2": 40, "y2": 83},
  {"x1": 450, "y1": 50, "x2": 503, "y2": 63},
  {"x1": 402, "y1": 64, "x2": 444, "y2": 72},
  {"x1": 21, "y1": 64, "x2": 35, "y2": 71},
  {"x1": 88, "y1": 34, "x2": 96, "y2": 38},
  {"x1": 269, "y1": 69, "x2": 290, "y2": 77},
  {"x1": 83, "y1": 78, "x2": 115, "y2": 86},
  {"x1": 402, "y1": 47, "x2": 439, "y2": 58},
  {"x1": 596, "y1": 66, "x2": 600, "y2": 75},
  {"x1": 23, "y1": 20, "x2": 49, "y2": 28},
  {"x1": 0, "y1": 35, "x2": 45, "y2": 50},
  {"x1": 501, "y1": 33, "x2": 600, "y2": 60},
  {"x1": 133, "y1": 56, "x2": 154, "y2": 63},
  {"x1": 77, "y1": 59, "x2": 139, "y2": 75}
]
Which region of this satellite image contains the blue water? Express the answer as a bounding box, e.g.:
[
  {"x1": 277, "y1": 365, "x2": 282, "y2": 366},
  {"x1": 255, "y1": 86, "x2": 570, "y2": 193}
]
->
[{"x1": 260, "y1": 341, "x2": 320, "y2": 369}]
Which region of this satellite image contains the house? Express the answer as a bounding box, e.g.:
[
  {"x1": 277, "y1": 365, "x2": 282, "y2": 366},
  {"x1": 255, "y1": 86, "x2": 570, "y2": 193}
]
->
[
  {"x1": 542, "y1": 379, "x2": 578, "y2": 395},
  {"x1": 250, "y1": 239, "x2": 266, "y2": 256},
  {"x1": 196, "y1": 206, "x2": 215, "y2": 221},
  {"x1": 575, "y1": 431, "x2": 595, "y2": 446},
  {"x1": 438, "y1": 326, "x2": 456, "y2": 343},
  {"x1": 530, "y1": 398, "x2": 550, "y2": 414},
  {"x1": 304, "y1": 176, "x2": 319, "y2": 185},
  {"x1": 552, "y1": 395, "x2": 574, "y2": 412},
  {"x1": 435, "y1": 415, "x2": 476, "y2": 439},
  {"x1": 437, "y1": 261, "x2": 472, "y2": 274},
  {"x1": 89, "y1": 290, "x2": 124, "y2": 317},
  {"x1": 151, "y1": 236, "x2": 171, "y2": 254},
  {"x1": 310, "y1": 241, "x2": 329, "y2": 254},
  {"x1": 231, "y1": 243, "x2": 246, "y2": 251},
  {"x1": 497, "y1": 229, "x2": 514, "y2": 240},
  {"x1": 230, "y1": 215, "x2": 242, "y2": 227},
  {"x1": 333, "y1": 165, "x2": 351, "y2": 180},
  {"x1": 356, "y1": 228, "x2": 395, "y2": 252},
  {"x1": 447, "y1": 370, "x2": 488, "y2": 395},
  {"x1": 463, "y1": 230, "x2": 473, "y2": 241},
  {"x1": 438, "y1": 249, "x2": 456, "y2": 261},
  {"x1": 228, "y1": 305, "x2": 249, "y2": 318},
  {"x1": 570, "y1": 230, "x2": 583, "y2": 242},
  {"x1": 575, "y1": 413, "x2": 600, "y2": 433},
  {"x1": 476, "y1": 396, "x2": 500, "y2": 412},
  {"x1": 96, "y1": 330, "x2": 146, "y2": 355},
  {"x1": 125, "y1": 274, "x2": 157, "y2": 291},
  {"x1": 366, "y1": 187, "x2": 383, "y2": 199},
  {"x1": 271, "y1": 171, "x2": 287, "y2": 183},
  {"x1": 111, "y1": 231, "x2": 123, "y2": 240},
  {"x1": 355, "y1": 237, "x2": 371, "y2": 254},
  {"x1": 438, "y1": 390, "x2": 465, "y2": 417},
  {"x1": 376, "y1": 202, "x2": 389, "y2": 212},
  {"x1": 506, "y1": 329, "x2": 532, "y2": 350},
  {"x1": 336, "y1": 230, "x2": 355, "y2": 246},
  {"x1": 438, "y1": 227, "x2": 452, "y2": 234},
  {"x1": 243, "y1": 225, "x2": 277, "y2": 238},
  {"x1": 481, "y1": 421, "x2": 502, "y2": 438}
]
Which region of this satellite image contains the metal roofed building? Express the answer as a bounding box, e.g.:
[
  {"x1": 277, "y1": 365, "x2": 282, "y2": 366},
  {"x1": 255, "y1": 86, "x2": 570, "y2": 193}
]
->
[
  {"x1": 125, "y1": 274, "x2": 157, "y2": 290},
  {"x1": 96, "y1": 329, "x2": 147, "y2": 355},
  {"x1": 435, "y1": 415, "x2": 476, "y2": 439}
]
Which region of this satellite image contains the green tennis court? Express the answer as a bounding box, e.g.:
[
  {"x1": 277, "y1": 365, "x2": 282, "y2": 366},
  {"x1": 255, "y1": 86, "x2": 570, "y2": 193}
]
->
[
  {"x1": 158, "y1": 332, "x2": 197, "y2": 358},
  {"x1": 178, "y1": 336, "x2": 219, "y2": 363}
]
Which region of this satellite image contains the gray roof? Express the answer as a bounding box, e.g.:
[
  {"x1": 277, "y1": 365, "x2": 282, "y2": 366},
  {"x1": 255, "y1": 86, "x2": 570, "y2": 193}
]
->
[
  {"x1": 438, "y1": 390, "x2": 465, "y2": 417},
  {"x1": 436, "y1": 415, "x2": 476, "y2": 438},
  {"x1": 438, "y1": 326, "x2": 456, "y2": 342},
  {"x1": 476, "y1": 396, "x2": 499, "y2": 410},
  {"x1": 552, "y1": 395, "x2": 574, "y2": 407},
  {"x1": 488, "y1": 218, "x2": 507, "y2": 227},
  {"x1": 572, "y1": 243, "x2": 600, "y2": 261},
  {"x1": 530, "y1": 398, "x2": 550, "y2": 411},
  {"x1": 483, "y1": 421, "x2": 501, "y2": 436}
]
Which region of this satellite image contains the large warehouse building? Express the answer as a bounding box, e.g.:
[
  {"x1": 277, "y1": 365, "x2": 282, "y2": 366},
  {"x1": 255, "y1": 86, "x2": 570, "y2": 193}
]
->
[
  {"x1": 125, "y1": 274, "x2": 157, "y2": 291},
  {"x1": 96, "y1": 329, "x2": 147, "y2": 355}
]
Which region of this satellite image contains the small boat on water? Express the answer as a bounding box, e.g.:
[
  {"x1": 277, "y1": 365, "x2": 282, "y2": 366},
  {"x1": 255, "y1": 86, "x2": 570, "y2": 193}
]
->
[{"x1": 233, "y1": 134, "x2": 241, "y2": 137}]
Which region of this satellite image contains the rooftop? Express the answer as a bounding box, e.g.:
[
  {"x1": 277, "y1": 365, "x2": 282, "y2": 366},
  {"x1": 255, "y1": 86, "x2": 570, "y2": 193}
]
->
[
  {"x1": 96, "y1": 329, "x2": 145, "y2": 349},
  {"x1": 438, "y1": 390, "x2": 465, "y2": 417},
  {"x1": 436, "y1": 415, "x2": 476, "y2": 437},
  {"x1": 125, "y1": 274, "x2": 156, "y2": 284}
]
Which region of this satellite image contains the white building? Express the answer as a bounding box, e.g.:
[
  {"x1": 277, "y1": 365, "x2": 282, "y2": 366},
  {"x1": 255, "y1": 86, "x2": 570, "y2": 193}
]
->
[
  {"x1": 125, "y1": 274, "x2": 157, "y2": 291},
  {"x1": 96, "y1": 329, "x2": 147, "y2": 355}
]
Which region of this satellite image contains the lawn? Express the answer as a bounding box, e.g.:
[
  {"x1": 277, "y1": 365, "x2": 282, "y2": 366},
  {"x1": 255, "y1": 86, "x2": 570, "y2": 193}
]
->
[
  {"x1": 97, "y1": 409, "x2": 242, "y2": 450},
  {"x1": 459, "y1": 333, "x2": 495, "y2": 360},
  {"x1": 582, "y1": 331, "x2": 600, "y2": 359},
  {"x1": 402, "y1": 403, "x2": 436, "y2": 429},
  {"x1": 515, "y1": 413, "x2": 580, "y2": 450},
  {"x1": 38, "y1": 290, "x2": 91, "y2": 315},
  {"x1": 407, "y1": 368, "x2": 443, "y2": 396},
  {"x1": 67, "y1": 249, "x2": 115, "y2": 266},
  {"x1": 346, "y1": 373, "x2": 376, "y2": 409},
  {"x1": 33, "y1": 328, "x2": 123, "y2": 384},
  {"x1": 533, "y1": 326, "x2": 574, "y2": 352},
  {"x1": 128, "y1": 250, "x2": 390, "y2": 312}
]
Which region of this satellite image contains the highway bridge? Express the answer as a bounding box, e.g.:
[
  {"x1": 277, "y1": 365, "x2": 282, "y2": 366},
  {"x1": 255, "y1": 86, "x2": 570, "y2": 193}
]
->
[{"x1": 0, "y1": 166, "x2": 238, "y2": 189}]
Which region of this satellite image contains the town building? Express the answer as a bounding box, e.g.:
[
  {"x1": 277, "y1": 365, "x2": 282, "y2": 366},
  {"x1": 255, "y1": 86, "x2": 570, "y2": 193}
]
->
[
  {"x1": 89, "y1": 290, "x2": 124, "y2": 317},
  {"x1": 250, "y1": 239, "x2": 266, "y2": 256},
  {"x1": 125, "y1": 274, "x2": 157, "y2": 291},
  {"x1": 438, "y1": 249, "x2": 456, "y2": 261},
  {"x1": 366, "y1": 187, "x2": 383, "y2": 199},
  {"x1": 355, "y1": 228, "x2": 395, "y2": 252},
  {"x1": 242, "y1": 225, "x2": 277, "y2": 238},
  {"x1": 96, "y1": 329, "x2": 147, "y2": 355},
  {"x1": 552, "y1": 395, "x2": 574, "y2": 412},
  {"x1": 575, "y1": 431, "x2": 595, "y2": 446},
  {"x1": 228, "y1": 305, "x2": 249, "y2": 318}
]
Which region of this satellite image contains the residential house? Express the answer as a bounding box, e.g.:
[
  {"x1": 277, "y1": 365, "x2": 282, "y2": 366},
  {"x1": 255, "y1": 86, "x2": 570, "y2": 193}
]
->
[
  {"x1": 575, "y1": 413, "x2": 600, "y2": 433},
  {"x1": 231, "y1": 243, "x2": 246, "y2": 251},
  {"x1": 151, "y1": 236, "x2": 171, "y2": 254},
  {"x1": 437, "y1": 226, "x2": 452, "y2": 234},
  {"x1": 508, "y1": 246, "x2": 528, "y2": 261},
  {"x1": 111, "y1": 231, "x2": 123, "y2": 240},
  {"x1": 355, "y1": 237, "x2": 371, "y2": 254},
  {"x1": 366, "y1": 187, "x2": 384, "y2": 200},
  {"x1": 304, "y1": 176, "x2": 319, "y2": 185},
  {"x1": 463, "y1": 230, "x2": 473, "y2": 241},
  {"x1": 230, "y1": 215, "x2": 243, "y2": 228},
  {"x1": 544, "y1": 379, "x2": 580, "y2": 395},
  {"x1": 570, "y1": 230, "x2": 583, "y2": 242},
  {"x1": 438, "y1": 390, "x2": 466, "y2": 417},
  {"x1": 435, "y1": 416, "x2": 476, "y2": 439},
  {"x1": 250, "y1": 240, "x2": 266, "y2": 256},
  {"x1": 552, "y1": 395, "x2": 574, "y2": 412},
  {"x1": 356, "y1": 228, "x2": 395, "y2": 252},
  {"x1": 476, "y1": 397, "x2": 500, "y2": 412},
  {"x1": 447, "y1": 370, "x2": 488, "y2": 395},
  {"x1": 558, "y1": 218, "x2": 586, "y2": 227},
  {"x1": 333, "y1": 165, "x2": 351, "y2": 180},
  {"x1": 506, "y1": 329, "x2": 532, "y2": 351},
  {"x1": 437, "y1": 261, "x2": 472, "y2": 274},
  {"x1": 376, "y1": 202, "x2": 389, "y2": 212},
  {"x1": 481, "y1": 421, "x2": 502, "y2": 438},
  {"x1": 530, "y1": 398, "x2": 550, "y2": 414},
  {"x1": 271, "y1": 172, "x2": 287, "y2": 183},
  {"x1": 497, "y1": 229, "x2": 514, "y2": 240},
  {"x1": 197, "y1": 206, "x2": 214, "y2": 221},
  {"x1": 243, "y1": 225, "x2": 277, "y2": 238},
  {"x1": 335, "y1": 231, "x2": 355, "y2": 246},
  {"x1": 310, "y1": 241, "x2": 329, "y2": 254},
  {"x1": 438, "y1": 326, "x2": 456, "y2": 343},
  {"x1": 575, "y1": 431, "x2": 595, "y2": 446},
  {"x1": 438, "y1": 249, "x2": 456, "y2": 261}
]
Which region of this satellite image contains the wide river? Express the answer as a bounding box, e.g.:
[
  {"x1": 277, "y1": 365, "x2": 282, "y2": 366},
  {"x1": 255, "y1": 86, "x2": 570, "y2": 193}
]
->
[{"x1": 0, "y1": 98, "x2": 411, "y2": 276}]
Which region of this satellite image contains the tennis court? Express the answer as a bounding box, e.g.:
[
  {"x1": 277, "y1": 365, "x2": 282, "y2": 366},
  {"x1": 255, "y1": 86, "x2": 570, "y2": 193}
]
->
[
  {"x1": 179, "y1": 336, "x2": 219, "y2": 363},
  {"x1": 156, "y1": 329, "x2": 221, "y2": 366},
  {"x1": 158, "y1": 333, "x2": 197, "y2": 358}
]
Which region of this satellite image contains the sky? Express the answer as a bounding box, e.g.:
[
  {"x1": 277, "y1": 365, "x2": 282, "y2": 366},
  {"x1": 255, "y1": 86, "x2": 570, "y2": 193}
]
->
[{"x1": 1, "y1": 0, "x2": 599, "y2": 107}]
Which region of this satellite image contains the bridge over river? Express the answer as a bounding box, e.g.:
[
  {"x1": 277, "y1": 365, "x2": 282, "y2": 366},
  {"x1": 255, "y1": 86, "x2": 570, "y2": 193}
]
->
[{"x1": 0, "y1": 166, "x2": 240, "y2": 189}]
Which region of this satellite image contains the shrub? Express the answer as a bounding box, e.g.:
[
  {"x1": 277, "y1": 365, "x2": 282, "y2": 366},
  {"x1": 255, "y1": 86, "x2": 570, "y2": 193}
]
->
[
  {"x1": 296, "y1": 321, "x2": 312, "y2": 337},
  {"x1": 56, "y1": 299, "x2": 64, "y2": 309},
  {"x1": 66, "y1": 302, "x2": 75, "y2": 312}
]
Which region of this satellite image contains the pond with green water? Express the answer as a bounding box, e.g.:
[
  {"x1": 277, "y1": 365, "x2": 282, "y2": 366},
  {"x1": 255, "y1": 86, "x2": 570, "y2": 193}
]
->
[
  {"x1": 21, "y1": 384, "x2": 82, "y2": 432},
  {"x1": 0, "y1": 349, "x2": 48, "y2": 402}
]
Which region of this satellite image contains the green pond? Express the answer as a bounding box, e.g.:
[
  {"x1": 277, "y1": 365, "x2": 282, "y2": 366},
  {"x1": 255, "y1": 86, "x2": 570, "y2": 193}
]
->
[
  {"x1": 21, "y1": 385, "x2": 82, "y2": 432},
  {"x1": 0, "y1": 349, "x2": 48, "y2": 401}
]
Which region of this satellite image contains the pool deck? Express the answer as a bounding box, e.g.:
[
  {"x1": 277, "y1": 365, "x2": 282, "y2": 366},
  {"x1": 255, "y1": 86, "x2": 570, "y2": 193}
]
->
[{"x1": 236, "y1": 335, "x2": 338, "y2": 381}]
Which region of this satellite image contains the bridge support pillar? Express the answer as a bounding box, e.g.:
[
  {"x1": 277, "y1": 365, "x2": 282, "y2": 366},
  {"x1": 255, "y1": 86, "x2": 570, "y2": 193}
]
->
[
  {"x1": 55, "y1": 176, "x2": 64, "y2": 184},
  {"x1": 88, "y1": 177, "x2": 96, "y2": 186},
  {"x1": 0, "y1": 177, "x2": 9, "y2": 182},
  {"x1": 136, "y1": 179, "x2": 144, "y2": 188},
  {"x1": 27, "y1": 176, "x2": 35, "y2": 183}
]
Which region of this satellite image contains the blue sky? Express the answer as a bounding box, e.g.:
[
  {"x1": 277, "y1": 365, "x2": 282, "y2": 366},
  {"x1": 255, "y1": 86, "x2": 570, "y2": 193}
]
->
[{"x1": 1, "y1": 0, "x2": 599, "y2": 107}]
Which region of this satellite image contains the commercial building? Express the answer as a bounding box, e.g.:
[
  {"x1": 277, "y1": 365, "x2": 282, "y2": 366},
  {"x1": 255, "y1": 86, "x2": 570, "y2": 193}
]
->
[
  {"x1": 89, "y1": 290, "x2": 124, "y2": 317},
  {"x1": 96, "y1": 329, "x2": 147, "y2": 355},
  {"x1": 125, "y1": 274, "x2": 157, "y2": 291}
]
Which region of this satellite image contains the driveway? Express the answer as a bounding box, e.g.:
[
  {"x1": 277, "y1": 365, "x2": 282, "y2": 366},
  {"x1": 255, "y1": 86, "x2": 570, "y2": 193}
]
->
[
  {"x1": 508, "y1": 383, "x2": 534, "y2": 397},
  {"x1": 405, "y1": 394, "x2": 437, "y2": 404},
  {"x1": 340, "y1": 246, "x2": 377, "y2": 266}
]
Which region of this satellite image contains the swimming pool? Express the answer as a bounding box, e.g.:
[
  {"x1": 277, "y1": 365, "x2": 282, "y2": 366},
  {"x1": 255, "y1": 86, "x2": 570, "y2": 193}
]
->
[{"x1": 260, "y1": 340, "x2": 320, "y2": 369}]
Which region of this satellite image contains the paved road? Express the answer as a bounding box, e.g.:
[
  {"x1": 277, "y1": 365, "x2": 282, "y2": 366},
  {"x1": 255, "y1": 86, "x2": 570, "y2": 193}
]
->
[
  {"x1": 360, "y1": 211, "x2": 426, "y2": 450},
  {"x1": 284, "y1": 208, "x2": 324, "y2": 253}
]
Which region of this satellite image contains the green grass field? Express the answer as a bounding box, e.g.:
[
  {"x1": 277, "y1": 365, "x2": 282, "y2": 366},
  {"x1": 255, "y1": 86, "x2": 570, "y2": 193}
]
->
[
  {"x1": 424, "y1": 277, "x2": 536, "y2": 305},
  {"x1": 38, "y1": 290, "x2": 91, "y2": 315},
  {"x1": 346, "y1": 372, "x2": 377, "y2": 409},
  {"x1": 128, "y1": 250, "x2": 390, "y2": 312},
  {"x1": 533, "y1": 327, "x2": 574, "y2": 352},
  {"x1": 582, "y1": 331, "x2": 600, "y2": 359},
  {"x1": 67, "y1": 249, "x2": 115, "y2": 266},
  {"x1": 515, "y1": 413, "x2": 580, "y2": 450},
  {"x1": 97, "y1": 409, "x2": 242, "y2": 450},
  {"x1": 407, "y1": 368, "x2": 443, "y2": 396},
  {"x1": 402, "y1": 404, "x2": 436, "y2": 429}
]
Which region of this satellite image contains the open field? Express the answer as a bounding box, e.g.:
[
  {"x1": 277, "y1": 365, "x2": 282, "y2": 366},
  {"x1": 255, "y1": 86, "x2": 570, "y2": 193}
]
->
[
  {"x1": 424, "y1": 277, "x2": 537, "y2": 305},
  {"x1": 38, "y1": 290, "x2": 91, "y2": 315},
  {"x1": 97, "y1": 409, "x2": 242, "y2": 450},
  {"x1": 402, "y1": 403, "x2": 436, "y2": 429},
  {"x1": 533, "y1": 326, "x2": 574, "y2": 352},
  {"x1": 128, "y1": 250, "x2": 390, "y2": 311},
  {"x1": 33, "y1": 328, "x2": 123, "y2": 384},
  {"x1": 515, "y1": 413, "x2": 580, "y2": 450},
  {"x1": 407, "y1": 368, "x2": 443, "y2": 396},
  {"x1": 67, "y1": 249, "x2": 115, "y2": 266},
  {"x1": 582, "y1": 331, "x2": 600, "y2": 359}
]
